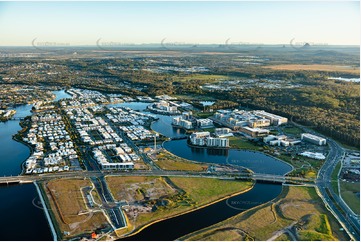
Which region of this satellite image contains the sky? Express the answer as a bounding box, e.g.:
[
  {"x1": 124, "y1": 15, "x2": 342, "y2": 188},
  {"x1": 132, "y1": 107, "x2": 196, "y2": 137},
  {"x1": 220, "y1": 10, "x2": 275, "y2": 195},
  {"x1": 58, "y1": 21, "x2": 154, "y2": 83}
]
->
[{"x1": 0, "y1": 1, "x2": 359, "y2": 46}]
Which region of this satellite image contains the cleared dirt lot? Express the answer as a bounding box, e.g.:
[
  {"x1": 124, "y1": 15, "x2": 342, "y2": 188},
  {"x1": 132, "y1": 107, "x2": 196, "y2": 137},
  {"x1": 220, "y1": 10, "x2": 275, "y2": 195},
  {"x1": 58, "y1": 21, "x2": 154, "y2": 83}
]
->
[{"x1": 44, "y1": 178, "x2": 110, "y2": 239}]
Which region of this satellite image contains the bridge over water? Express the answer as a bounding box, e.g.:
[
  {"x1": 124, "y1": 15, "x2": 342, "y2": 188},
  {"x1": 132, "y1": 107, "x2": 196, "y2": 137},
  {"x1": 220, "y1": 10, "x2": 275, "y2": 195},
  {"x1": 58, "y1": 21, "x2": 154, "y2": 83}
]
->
[
  {"x1": 0, "y1": 170, "x2": 314, "y2": 186},
  {"x1": 8, "y1": 116, "x2": 27, "y2": 121}
]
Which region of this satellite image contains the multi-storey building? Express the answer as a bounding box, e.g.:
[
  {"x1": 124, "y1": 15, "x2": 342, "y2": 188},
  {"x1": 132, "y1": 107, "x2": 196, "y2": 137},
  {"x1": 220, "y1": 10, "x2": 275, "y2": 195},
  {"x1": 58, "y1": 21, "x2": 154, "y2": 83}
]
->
[{"x1": 301, "y1": 133, "x2": 327, "y2": 146}]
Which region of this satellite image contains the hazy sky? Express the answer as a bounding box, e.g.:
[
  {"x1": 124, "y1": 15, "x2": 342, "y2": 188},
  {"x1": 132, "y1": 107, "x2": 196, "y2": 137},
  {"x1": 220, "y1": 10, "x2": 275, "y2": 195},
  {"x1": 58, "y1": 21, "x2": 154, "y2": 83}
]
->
[{"x1": 0, "y1": 1, "x2": 359, "y2": 46}]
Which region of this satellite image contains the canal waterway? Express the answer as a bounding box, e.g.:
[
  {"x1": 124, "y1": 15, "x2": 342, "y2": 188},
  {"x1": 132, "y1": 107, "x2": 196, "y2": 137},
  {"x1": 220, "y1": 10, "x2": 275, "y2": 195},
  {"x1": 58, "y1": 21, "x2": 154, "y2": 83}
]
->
[
  {"x1": 122, "y1": 182, "x2": 283, "y2": 241},
  {"x1": 163, "y1": 139, "x2": 292, "y2": 175},
  {"x1": 0, "y1": 90, "x2": 71, "y2": 240}
]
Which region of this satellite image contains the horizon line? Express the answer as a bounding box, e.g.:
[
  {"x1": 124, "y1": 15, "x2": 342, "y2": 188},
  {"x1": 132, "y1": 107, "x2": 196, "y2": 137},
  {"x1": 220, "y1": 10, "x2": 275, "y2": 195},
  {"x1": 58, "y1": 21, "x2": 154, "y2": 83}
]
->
[{"x1": 0, "y1": 44, "x2": 359, "y2": 47}]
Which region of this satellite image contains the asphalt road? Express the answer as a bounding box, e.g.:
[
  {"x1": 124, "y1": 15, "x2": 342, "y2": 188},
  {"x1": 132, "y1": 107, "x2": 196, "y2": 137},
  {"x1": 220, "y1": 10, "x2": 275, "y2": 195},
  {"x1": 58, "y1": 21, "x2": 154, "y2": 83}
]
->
[
  {"x1": 90, "y1": 176, "x2": 126, "y2": 229},
  {"x1": 292, "y1": 120, "x2": 360, "y2": 240}
]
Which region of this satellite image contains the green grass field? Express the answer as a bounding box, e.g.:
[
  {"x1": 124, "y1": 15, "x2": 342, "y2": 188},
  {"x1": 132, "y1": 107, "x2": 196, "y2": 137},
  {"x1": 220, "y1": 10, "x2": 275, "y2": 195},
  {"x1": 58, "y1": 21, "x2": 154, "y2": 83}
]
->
[
  {"x1": 154, "y1": 151, "x2": 207, "y2": 171},
  {"x1": 180, "y1": 186, "x2": 348, "y2": 241},
  {"x1": 174, "y1": 74, "x2": 228, "y2": 82},
  {"x1": 279, "y1": 153, "x2": 325, "y2": 178},
  {"x1": 117, "y1": 177, "x2": 253, "y2": 238},
  {"x1": 281, "y1": 126, "x2": 303, "y2": 136},
  {"x1": 228, "y1": 136, "x2": 262, "y2": 151},
  {"x1": 193, "y1": 111, "x2": 215, "y2": 119},
  {"x1": 340, "y1": 181, "x2": 360, "y2": 214},
  {"x1": 275, "y1": 233, "x2": 292, "y2": 241},
  {"x1": 169, "y1": 177, "x2": 253, "y2": 206}
]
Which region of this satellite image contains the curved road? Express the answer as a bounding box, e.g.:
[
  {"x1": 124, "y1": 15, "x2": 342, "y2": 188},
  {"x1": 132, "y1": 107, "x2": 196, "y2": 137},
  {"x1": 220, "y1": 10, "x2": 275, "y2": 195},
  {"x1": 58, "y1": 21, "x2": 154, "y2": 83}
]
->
[{"x1": 291, "y1": 120, "x2": 360, "y2": 240}]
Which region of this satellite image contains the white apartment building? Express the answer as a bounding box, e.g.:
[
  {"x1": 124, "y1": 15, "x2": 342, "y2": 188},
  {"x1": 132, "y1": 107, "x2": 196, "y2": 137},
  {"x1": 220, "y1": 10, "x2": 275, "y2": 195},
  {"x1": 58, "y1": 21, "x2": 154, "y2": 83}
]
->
[{"x1": 301, "y1": 133, "x2": 327, "y2": 146}]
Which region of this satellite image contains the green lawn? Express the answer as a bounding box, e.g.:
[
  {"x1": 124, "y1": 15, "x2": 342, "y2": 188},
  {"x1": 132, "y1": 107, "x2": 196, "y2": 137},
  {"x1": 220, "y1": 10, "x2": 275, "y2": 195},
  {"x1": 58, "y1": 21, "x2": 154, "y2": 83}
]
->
[
  {"x1": 155, "y1": 151, "x2": 207, "y2": 171},
  {"x1": 340, "y1": 181, "x2": 360, "y2": 214},
  {"x1": 169, "y1": 177, "x2": 254, "y2": 206},
  {"x1": 279, "y1": 153, "x2": 325, "y2": 178},
  {"x1": 282, "y1": 126, "x2": 303, "y2": 136},
  {"x1": 201, "y1": 127, "x2": 216, "y2": 133},
  {"x1": 228, "y1": 136, "x2": 262, "y2": 151}
]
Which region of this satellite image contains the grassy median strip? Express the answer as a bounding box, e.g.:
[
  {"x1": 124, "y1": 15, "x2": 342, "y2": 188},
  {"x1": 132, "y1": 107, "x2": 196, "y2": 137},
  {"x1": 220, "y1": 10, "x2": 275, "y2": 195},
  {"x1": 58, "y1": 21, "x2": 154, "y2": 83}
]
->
[
  {"x1": 180, "y1": 186, "x2": 348, "y2": 241},
  {"x1": 331, "y1": 161, "x2": 341, "y2": 195}
]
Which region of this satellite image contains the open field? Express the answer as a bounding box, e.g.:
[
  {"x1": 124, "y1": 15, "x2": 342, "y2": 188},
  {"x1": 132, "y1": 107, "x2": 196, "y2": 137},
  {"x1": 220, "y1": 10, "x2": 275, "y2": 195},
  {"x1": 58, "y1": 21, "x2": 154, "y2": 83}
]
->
[
  {"x1": 44, "y1": 178, "x2": 110, "y2": 239},
  {"x1": 180, "y1": 186, "x2": 348, "y2": 241},
  {"x1": 280, "y1": 153, "x2": 324, "y2": 178},
  {"x1": 106, "y1": 176, "x2": 176, "y2": 203},
  {"x1": 263, "y1": 64, "x2": 360, "y2": 74},
  {"x1": 174, "y1": 74, "x2": 228, "y2": 83},
  {"x1": 228, "y1": 136, "x2": 262, "y2": 151},
  {"x1": 169, "y1": 177, "x2": 253, "y2": 206},
  {"x1": 154, "y1": 151, "x2": 208, "y2": 171},
  {"x1": 340, "y1": 181, "x2": 360, "y2": 214},
  {"x1": 174, "y1": 94, "x2": 216, "y2": 102},
  {"x1": 105, "y1": 176, "x2": 253, "y2": 238},
  {"x1": 132, "y1": 177, "x2": 253, "y2": 235},
  {"x1": 193, "y1": 111, "x2": 215, "y2": 119},
  {"x1": 281, "y1": 126, "x2": 303, "y2": 136}
]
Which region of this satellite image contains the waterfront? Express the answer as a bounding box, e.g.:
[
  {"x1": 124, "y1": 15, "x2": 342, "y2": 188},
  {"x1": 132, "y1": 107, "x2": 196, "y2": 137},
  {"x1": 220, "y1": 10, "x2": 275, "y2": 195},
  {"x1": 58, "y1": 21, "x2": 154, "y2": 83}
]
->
[
  {"x1": 0, "y1": 120, "x2": 31, "y2": 176},
  {"x1": 53, "y1": 89, "x2": 72, "y2": 101},
  {"x1": 114, "y1": 102, "x2": 292, "y2": 240},
  {"x1": 0, "y1": 103, "x2": 33, "y2": 176},
  {"x1": 109, "y1": 102, "x2": 186, "y2": 138},
  {"x1": 0, "y1": 91, "x2": 71, "y2": 241},
  {"x1": 0, "y1": 90, "x2": 71, "y2": 176},
  {"x1": 115, "y1": 102, "x2": 293, "y2": 176},
  {"x1": 163, "y1": 139, "x2": 292, "y2": 175},
  {"x1": 0, "y1": 99, "x2": 289, "y2": 241},
  {"x1": 121, "y1": 182, "x2": 282, "y2": 241}
]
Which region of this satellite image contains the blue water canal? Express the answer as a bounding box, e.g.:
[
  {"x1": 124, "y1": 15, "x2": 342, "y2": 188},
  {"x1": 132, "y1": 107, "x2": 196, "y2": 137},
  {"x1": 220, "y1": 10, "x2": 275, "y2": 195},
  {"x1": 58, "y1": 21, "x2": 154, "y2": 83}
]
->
[
  {"x1": 0, "y1": 98, "x2": 292, "y2": 240},
  {"x1": 0, "y1": 90, "x2": 70, "y2": 240}
]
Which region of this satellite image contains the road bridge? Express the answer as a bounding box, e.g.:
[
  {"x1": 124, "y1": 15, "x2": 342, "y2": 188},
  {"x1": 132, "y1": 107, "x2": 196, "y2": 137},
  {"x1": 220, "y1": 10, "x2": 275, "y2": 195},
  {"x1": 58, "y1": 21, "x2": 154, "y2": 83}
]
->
[{"x1": 0, "y1": 170, "x2": 314, "y2": 186}]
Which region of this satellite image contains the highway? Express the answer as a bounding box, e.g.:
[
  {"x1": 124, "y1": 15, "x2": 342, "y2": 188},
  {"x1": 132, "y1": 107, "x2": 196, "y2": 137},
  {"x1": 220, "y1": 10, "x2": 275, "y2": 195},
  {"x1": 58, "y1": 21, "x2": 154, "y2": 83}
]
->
[{"x1": 292, "y1": 119, "x2": 360, "y2": 240}]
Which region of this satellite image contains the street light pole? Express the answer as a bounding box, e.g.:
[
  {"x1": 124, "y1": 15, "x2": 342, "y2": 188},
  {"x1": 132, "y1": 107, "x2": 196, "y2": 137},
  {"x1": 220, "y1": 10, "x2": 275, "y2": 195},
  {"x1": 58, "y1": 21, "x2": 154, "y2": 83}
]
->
[{"x1": 154, "y1": 134, "x2": 157, "y2": 153}]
